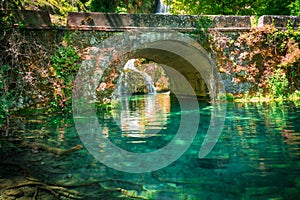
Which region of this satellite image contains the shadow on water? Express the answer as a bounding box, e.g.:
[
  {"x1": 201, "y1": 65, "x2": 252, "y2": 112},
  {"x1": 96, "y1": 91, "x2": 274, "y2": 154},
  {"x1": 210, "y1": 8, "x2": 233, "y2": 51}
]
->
[{"x1": 1, "y1": 95, "x2": 300, "y2": 199}]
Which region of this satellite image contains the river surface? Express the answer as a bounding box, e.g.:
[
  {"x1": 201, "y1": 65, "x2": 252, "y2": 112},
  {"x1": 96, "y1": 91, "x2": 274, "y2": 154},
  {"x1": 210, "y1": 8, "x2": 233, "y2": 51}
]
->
[{"x1": 1, "y1": 94, "x2": 300, "y2": 199}]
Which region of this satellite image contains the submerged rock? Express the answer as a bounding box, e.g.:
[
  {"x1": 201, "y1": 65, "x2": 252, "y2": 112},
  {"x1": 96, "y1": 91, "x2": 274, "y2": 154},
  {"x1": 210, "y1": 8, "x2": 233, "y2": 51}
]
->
[{"x1": 193, "y1": 158, "x2": 229, "y2": 169}]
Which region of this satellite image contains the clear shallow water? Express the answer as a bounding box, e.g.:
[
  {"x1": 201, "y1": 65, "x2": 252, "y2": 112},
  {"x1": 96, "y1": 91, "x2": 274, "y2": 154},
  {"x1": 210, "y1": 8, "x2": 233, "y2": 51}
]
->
[{"x1": 1, "y1": 94, "x2": 300, "y2": 199}]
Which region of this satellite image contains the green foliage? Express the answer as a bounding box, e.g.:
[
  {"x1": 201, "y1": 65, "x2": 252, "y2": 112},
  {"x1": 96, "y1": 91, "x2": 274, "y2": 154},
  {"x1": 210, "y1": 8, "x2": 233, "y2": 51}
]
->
[
  {"x1": 289, "y1": 90, "x2": 300, "y2": 100},
  {"x1": 289, "y1": 0, "x2": 300, "y2": 15},
  {"x1": 51, "y1": 46, "x2": 80, "y2": 79},
  {"x1": 168, "y1": 0, "x2": 294, "y2": 15},
  {"x1": 193, "y1": 16, "x2": 213, "y2": 46},
  {"x1": 0, "y1": 65, "x2": 16, "y2": 127},
  {"x1": 0, "y1": 12, "x2": 14, "y2": 30},
  {"x1": 267, "y1": 69, "x2": 289, "y2": 98},
  {"x1": 89, "y1": 0, "x2": 156, "y2": 13},
  {"x1": 169, "y1": 0, "x2": 249, "y2": 14},
  {"x1": 50, "y1": 45, "x2": 81, "y2": 112},
  {"x1": 255, "y1": 0, "x2": 292, "y2": 15},
  {"x1": 89, "y1": 0, "x2": 117, "y2": 12},
  {"x1": 3, "y1": 0, "x2": 156, "y2": 17},
  {"x1": 225, "y1": 93, "x2": 234, "y2": 101},
  {"x1": 273, "y1": 24, "x2": 300, "y2": 91}
]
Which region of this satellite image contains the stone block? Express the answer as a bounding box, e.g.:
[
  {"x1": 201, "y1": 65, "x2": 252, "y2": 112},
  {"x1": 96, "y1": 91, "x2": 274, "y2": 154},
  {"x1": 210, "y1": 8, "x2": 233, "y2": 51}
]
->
[
  {"x1": 258, "y1": 15, "x2": 300, "y2": 28},
  {"x1": 1, "y1": 10, "x2": 51, "y2": 27},
  {"x1": 209, "y1": 15, "x2": 251, "y2": 28},
  {"x1": 0, "y1": 10, "x2": 51, "y2": 27}
]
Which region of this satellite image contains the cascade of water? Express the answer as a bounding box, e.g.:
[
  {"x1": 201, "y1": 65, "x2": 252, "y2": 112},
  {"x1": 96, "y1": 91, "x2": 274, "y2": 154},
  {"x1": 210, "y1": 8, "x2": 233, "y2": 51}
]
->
[
  {"x1": 155, "y1": 0, "x2": 169, "y2": 14},
  {"x1": 115, "y1": 72, "x2": 123, "y2": 96},
  {"x1": 115, "y1": 59, "x2": 156, "y2": 96},
  {"x1": 124, "y1": 59, "x2": 156, "y2": 94}
]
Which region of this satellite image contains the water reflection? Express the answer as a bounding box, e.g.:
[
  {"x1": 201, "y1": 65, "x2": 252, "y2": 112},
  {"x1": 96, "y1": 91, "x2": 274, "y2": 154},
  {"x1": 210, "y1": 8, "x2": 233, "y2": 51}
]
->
[
  {"x1": 2, "y1": 100, "x2": 300, "y2": 199},
  {"x1": 112, "y1": 94, "x2": 170, "y2": 138}
]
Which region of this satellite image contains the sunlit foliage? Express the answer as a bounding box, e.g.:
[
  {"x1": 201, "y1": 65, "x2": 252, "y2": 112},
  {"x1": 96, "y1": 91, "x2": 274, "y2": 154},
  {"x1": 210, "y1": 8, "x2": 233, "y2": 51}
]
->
[
  {"x1": 166, "y1": 0, "x2": 296, "y2": 15},
  {"x1": 88, "y1": 0, "x2": 156, "y2": 13},
  {"x1": 289, "y1": 0, "x2": 300, "y2": 15}
]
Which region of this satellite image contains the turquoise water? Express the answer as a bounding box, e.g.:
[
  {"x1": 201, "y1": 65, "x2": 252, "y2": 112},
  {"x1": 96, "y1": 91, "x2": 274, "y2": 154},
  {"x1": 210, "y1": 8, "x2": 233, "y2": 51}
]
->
[{"x1": 1, "y1": 94, "x2": 300, "y2": 199}]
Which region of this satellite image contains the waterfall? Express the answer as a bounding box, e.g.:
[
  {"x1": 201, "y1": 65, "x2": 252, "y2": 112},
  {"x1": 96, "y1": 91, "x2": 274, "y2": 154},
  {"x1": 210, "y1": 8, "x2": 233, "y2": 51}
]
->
[
  {"x1": 115, "y1": 59, "x2": 156, "y2": 96},
  {"x1": 155, "y1": 0, "x2": 169, "y2": 14}
]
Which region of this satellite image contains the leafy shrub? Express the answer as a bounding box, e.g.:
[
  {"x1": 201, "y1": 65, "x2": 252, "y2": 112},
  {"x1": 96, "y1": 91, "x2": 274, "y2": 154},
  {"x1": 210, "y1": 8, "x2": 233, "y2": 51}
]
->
[
  {"x1": 289, "y1": 0, "x2": 300, "y2": 15},
  {"x1": 267, "y1": 69, "x2": 289, "y2": 98},
  {"x1": 89, "y1": 0, "x2": 156, "y2": 13},
  {"x1": 50, "y1": 45, "x2": 81, "y2": 112}
]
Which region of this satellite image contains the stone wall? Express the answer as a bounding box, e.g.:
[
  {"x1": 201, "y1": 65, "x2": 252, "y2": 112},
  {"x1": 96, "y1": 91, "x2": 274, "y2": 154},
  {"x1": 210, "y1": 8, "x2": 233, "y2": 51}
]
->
[
  {"x1": 1, "y1": 11, "x2": 300, "y2": 109},
  {"x1": 258, "y1": 15, "x2": 300, "y2": 29}
]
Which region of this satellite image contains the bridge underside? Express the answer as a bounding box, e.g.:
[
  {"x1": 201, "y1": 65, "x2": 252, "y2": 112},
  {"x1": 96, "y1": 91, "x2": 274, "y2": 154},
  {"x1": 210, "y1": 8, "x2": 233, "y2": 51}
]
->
[
  {"x1": 128, "y1": 35, "x2": 222, "y2": 99},
  {"x1": 134, "y1": 48, "x2": 208, "y2": 97}
]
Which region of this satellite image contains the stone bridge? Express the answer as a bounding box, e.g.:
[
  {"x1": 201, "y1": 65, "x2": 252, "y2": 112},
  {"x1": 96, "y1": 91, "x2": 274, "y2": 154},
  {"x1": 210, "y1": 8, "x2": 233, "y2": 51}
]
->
[
  {"x1": 66, "y1": 13, "x2": 254, "y2": 98},
  {"x1": 67, "y1": 13, "x2": 300, "y2": 98},
  {"x1": 10, "y1": 11, "x2": 300, "y2": 98}
]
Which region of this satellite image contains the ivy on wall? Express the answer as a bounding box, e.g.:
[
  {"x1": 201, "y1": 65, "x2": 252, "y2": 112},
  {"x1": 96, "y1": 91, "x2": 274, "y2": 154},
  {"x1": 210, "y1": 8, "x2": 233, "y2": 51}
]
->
[
  {"x1": 211, "y1": 23, "x2": 300, "y2": 99},
  {"x1": 50, "y1": 44, "x2": 81, "y2": 112}
]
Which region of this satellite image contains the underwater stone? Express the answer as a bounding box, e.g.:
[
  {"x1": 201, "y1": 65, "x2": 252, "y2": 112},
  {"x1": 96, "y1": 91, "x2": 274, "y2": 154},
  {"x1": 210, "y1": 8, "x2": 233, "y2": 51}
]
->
[{"x1": 193, "y1": 158, "x2": 229, "y2": 169}]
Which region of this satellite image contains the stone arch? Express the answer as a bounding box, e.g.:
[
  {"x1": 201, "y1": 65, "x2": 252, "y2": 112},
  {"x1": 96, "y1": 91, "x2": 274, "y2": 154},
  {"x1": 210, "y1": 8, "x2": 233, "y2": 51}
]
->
[
  {"x1": 76, "y1": 31, "x2": 225, "y2": 101},
  {"x1": 110, "y1": 31, "x2": 225, "y2": 100},
  {"x1": 133, "y1": 41, "x2": 212, "y2": 98}
]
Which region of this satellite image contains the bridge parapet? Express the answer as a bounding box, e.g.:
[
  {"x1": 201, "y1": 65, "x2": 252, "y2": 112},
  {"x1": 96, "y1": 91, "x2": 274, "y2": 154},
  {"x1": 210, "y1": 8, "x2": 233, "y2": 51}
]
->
[
  {"x1": 66, "y1": 12, "x2": 252, "y2": 32},
  {"x1": 258, "y1": 15, "x2": 300, "y2": 29},
  {"x1": 66, "y1": 13, "x2": 300, "y2": 32}
]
